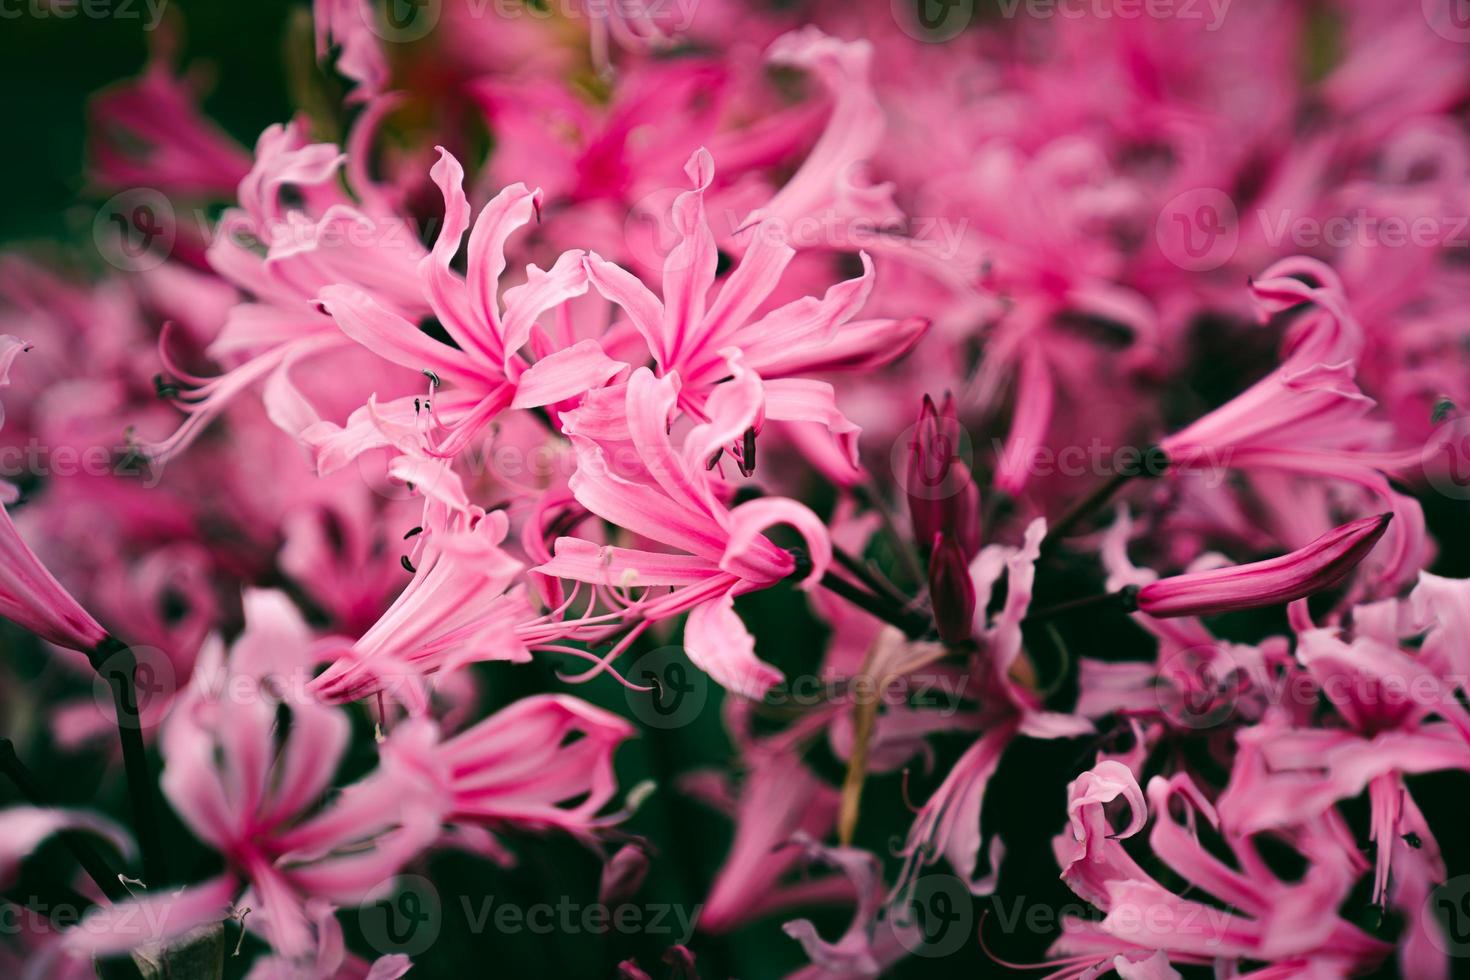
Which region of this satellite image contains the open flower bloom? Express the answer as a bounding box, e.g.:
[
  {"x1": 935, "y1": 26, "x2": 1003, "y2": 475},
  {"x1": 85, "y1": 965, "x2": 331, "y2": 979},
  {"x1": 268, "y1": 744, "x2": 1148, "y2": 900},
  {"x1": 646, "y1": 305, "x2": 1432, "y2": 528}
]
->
[
  {"x1": 379, "y1": 693, "x2": 635, "y2": 849},
  {"x1": 1135, "y1": 512, "x2": 1391, "y2": 618},
  {"x1": 1157, "y1": 260, "x2": 1427, "y2": 589},
  {"x1": 316, "y1": 148, "x2": 626, "y2": 462},
  {"x1": 897, "y1": 520, "x2": 1092, "y2": 896},
  {"x1": 1049, "y1": 762, "x2": 1389, "y2": 977},
  {"x1": 311, "y1": 509, "x2": 594, "y2": 711},
  {"x1": 584, "y1": 147, "x2": 924, "y2": 465},
  {"x1": 537, "y1": 361, "x2": 831, "y2": 698},
  {"x1": 145, "y1": 113, "x2": 430, "y2": 463},
  {"x1": 687, "y1": 744, "x2": 847, "y2": 935},
  {"x1": 66, "y1": 593, "x2": 445, "y2": 960},
  {"x1": 0, "y1": 482, "x2": 108, "y2": 653}
]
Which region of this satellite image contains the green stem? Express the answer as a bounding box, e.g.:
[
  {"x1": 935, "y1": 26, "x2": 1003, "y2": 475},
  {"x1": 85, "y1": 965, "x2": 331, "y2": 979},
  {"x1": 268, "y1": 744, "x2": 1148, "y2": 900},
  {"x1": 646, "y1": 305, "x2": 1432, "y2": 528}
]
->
[
  {"x1": 818, "y1": 571, "x2": 932, "y2": 640},
  {"x1": 1024, "y1": 586, "x2": 1139, "y2": 624},
  {"x1": 91, "y1": 638, "x2": 168, "y2": 888},
  {"x1": 0, "y1": 738, "x2": 128, "y2": 902},
  {"x1": 1041, "y1": 447, "x2": 1166, "y2": 552}
]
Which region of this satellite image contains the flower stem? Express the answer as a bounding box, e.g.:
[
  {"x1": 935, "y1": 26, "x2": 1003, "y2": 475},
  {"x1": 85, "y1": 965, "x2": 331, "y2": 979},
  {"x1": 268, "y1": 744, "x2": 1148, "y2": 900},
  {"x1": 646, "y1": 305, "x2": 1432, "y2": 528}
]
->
[
  {"x1": 0, "y1": 737, "x2": 128, "y2": 902},
  {"x1": 1024, "y1": 586, "x2": 1140, "y2": 624},
  {"x1": 1041, "y1": 447, "x2": 1166, "y2": 552},
  {"x1": 818, "y1": 571, "x2": 932, "y2": 640},
  {"x1": 90, "y1": 638, "x2": 169, "y2": 889}
]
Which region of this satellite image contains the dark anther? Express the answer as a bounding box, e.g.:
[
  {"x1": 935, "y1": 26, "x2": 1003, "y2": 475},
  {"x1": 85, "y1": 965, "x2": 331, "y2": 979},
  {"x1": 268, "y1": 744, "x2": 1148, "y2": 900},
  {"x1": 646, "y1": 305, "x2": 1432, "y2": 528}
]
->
[
  {"x1": 740, "y1": 427, "x2": 757, "y2": 476},
  {"x1": 400, "y1": 555, "x2": 417, "y2": 574},
  {"x1": 706, "y1": 448, "x2": 724, "y2": 470},
  {"x1": 1403, "y1": 832, "x2": 1422, "y2": 849},
  {"x1": 786, "y1": 547, "x2": 813, "y2": 581},
  {"x1": 423, "y1": 369, "x2": 441, "y2": 388},
  {"x1": 403, "y1": 526, "x2": 423, "y2": 539},
  {"x1": 153, "y1": 374, "x2": 180, "y2": 399}
]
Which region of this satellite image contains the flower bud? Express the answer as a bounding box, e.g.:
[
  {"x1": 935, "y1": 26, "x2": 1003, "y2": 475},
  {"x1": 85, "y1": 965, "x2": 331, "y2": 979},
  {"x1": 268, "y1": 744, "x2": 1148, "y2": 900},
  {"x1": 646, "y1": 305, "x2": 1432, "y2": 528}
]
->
[
  {"x1": 0, "y1": 485, "x2": 108, "y2": 653},
  {"x1": 1137, "y1": 513, "x2": 1391, "y2": 618},
  {"x1": 906, "y1": 394, "x2": 980, "y2": 557},
  {"x1": 929, "y1": 532, "x2": 977, "y2": 644}
]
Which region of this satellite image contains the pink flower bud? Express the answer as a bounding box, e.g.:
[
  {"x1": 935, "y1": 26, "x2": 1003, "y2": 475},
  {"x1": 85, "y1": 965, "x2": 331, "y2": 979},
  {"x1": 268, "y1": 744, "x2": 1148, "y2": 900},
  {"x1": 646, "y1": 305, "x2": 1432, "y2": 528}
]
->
[
  {"x1": 1137, "y1": 513, "x2": 1391, "y2": 619},
  {"x1": 0, "y1": 487, "x2": 107, "y2": 653},
  {"x1": 928, "y1": 532, "x2": 977, "y2": 644},
  {"x1": 906, "y1": 394, "x2": 980, "y2": 557}
]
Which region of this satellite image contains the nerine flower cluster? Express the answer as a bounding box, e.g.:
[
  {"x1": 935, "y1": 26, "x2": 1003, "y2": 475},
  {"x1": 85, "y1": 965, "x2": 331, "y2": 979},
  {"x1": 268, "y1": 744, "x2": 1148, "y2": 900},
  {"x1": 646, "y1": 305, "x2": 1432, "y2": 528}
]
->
[{"x1": 3, "y1": 0, "x2": 1470, "y2": 976}]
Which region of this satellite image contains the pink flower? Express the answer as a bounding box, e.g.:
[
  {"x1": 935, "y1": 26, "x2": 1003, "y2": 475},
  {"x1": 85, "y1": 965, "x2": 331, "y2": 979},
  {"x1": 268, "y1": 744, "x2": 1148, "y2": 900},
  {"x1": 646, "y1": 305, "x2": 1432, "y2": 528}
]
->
[
  {"x1": 537, "y1": 360, "x2": 831, "y2": 697},
  {"x1": 1135, "y1": 513, "x2": 1391, "y2": 618},
  {"x1": 310, "y1": 509, "x2": 584, "y2": 711},
  {"x1": 685, "y1": 749, "x2": 847, "y2": 934},
  {"x1": 0, "y1": 482, "x2": 108, "y2": 653},
  {"x1": 88, "y1": 38, "x2": 252, "y2": 199},
  {"x1": 314, "y1": 0, "x2": 388, "y2": 103},
  {"x1": 584, "y1": 147, "x2": 924, "y2": 463},
  {"x1": 381, "y1": 693, "x2": 635, "y2": 846},
  {"x1": 904, "y1": 393, "x2": 979, "y2": 558},
  {"x1": 318, "y1": 148, "x2": 626, "y2": 461},
  {"x1": 1049, "y1": 762, "x2": 1390, "y2": 976},
  {"x1": 67, "y1": 593, "x2": 445, "y2": 959}
]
